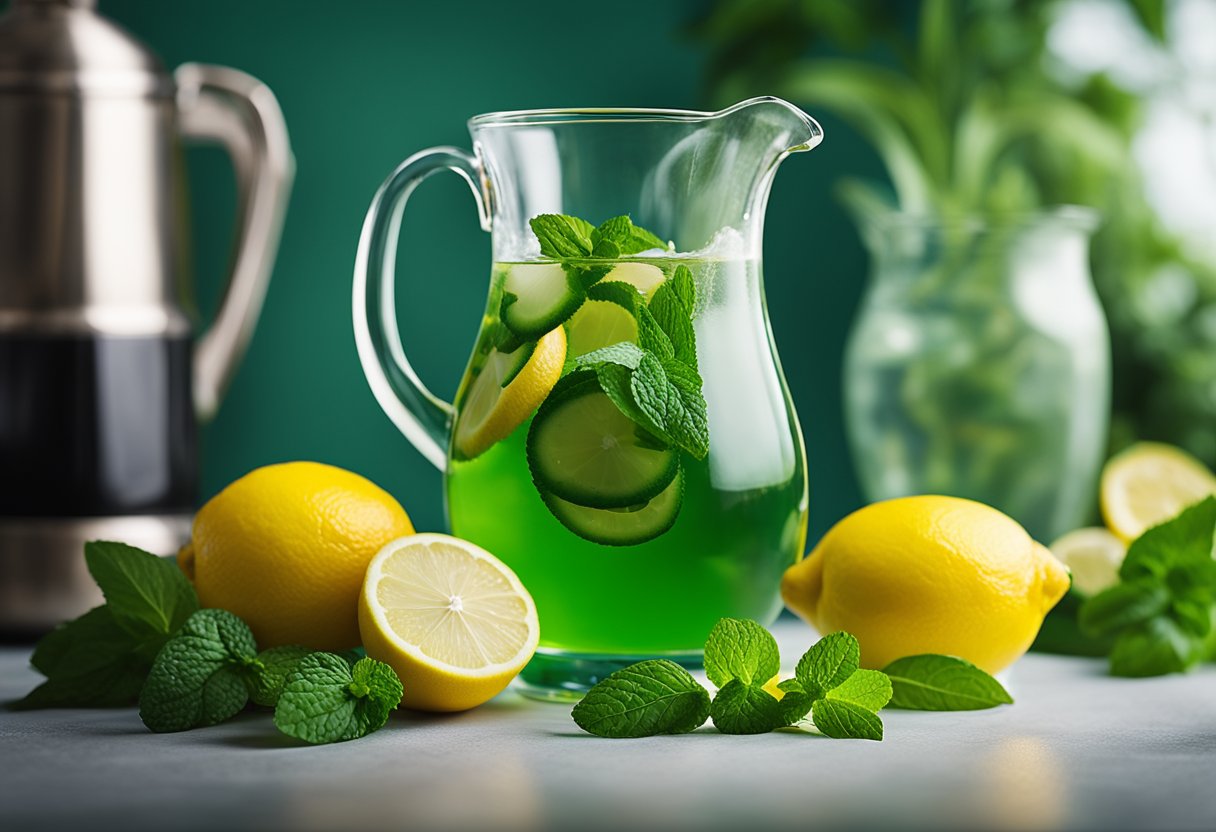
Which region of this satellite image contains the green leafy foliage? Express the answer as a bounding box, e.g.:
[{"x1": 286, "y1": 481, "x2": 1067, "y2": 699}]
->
[
  {"x1": 138, "y1": 609, "x2": 258, "y2": 733},
  {"x1": 691, "y1": 0, "x2": 1216, "y2": 472},
  {"x1": 572, "y1": 619, "x2": 898, "y2": 741},
  {"x1": 883, "y1": 655, "x2": 1013, "y2": 710},
  {"x1": 1080, "y1": 497, "x2": 1216, "y2": 676},
  {"x1": 274, "y1": 654, "x2": 404, "y2": 745},
  {"x1": 571, "y1": 659, "x2": 710, "y2": 738},
  {"x1": 14, "y1": 543, "x2": 200, "y2": 710}
]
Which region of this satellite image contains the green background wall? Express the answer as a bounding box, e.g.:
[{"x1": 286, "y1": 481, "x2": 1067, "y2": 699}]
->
[{"x1": 94, "y1": 0, "x2": 881, "y2": 543}]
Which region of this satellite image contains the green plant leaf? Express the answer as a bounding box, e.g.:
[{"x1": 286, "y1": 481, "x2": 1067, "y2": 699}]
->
[
  {"x1": 84, "y1": 541, "x2": 198, "y2": 642},
  {"x1": 249, "y1": 645, "x2": 314, "y2": 708},
  {"x1": 649, "y1": 281, "x2": 698, "y2": 368},
  {"x1": 709, "y1": 679, "x2": 784, "y2": 735},
  {"x1": 1079, "y1": 581, "x2": 1171, "y2": 637},
  {"x1": 274, "y1": 654, "x2": 404, "y2": 744},
  {"x1": 825, "y1": 668, "x2": 893, "y2": 712},
  {"x1": 1109, "y1": 618, "x2": 1200, "y2": 678},
  {"x1": 795, "y1": 632, "x2": 860, "y2": 700},
  {"x1": 811, "y1": 698, "x2": 884, "y2": 741},
  {"x1": 1122, "y1": 497, "x2": 1216, "y2": 581},
  {"x1": 571, "y1": 659, "x2": 710, "y2": 738},
  {"x1": 883, "y1": 655, "x2": 1012, "y2": 710},
  {"x1": 138, "y1": 609, "x2": 258, "y2": 733},
  {"x1": 530, "y1": 214, "x2": 594, "y2": 259},
  {"x1": 703, "y1": 617, "x2": 781, "y2": 687}
]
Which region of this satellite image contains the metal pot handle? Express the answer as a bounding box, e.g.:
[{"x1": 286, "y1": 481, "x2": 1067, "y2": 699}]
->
[{"x1": 176, "y1": 63, "x2": 294, "y2": 421}]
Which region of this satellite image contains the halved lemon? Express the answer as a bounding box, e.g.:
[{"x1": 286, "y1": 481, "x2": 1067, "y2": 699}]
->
[
  {"x1": 358, "y1": 533, "x2": 539, "y2": 712},
  {"x1": 1048, "y1": 527, "x2": 1125, "y2": 596},
  {"x1": 1100, "y1": 442, "x2": 1216, "y2": 542},
  {"x1": 453, "y1": 326, "x2": 566, "y2": 460}
]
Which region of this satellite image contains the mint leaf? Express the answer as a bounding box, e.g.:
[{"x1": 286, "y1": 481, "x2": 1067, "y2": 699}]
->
[
  {"x1": 574, "y1": 341, "x2": 646, "y2": 371},
  {"x1": 594, "y1": 363, "x2": 669, "y2": 444},
  {"x1": 530, "y1": 214, "x2": 594, "y2": 259},
  {"x1": 795, "y1": 632, "x2": 861, "y2": 700},
  {"x1": 571, "y1": 659, "x2": 709, "y2": 738},
  {"x1": 703, "y1": 617, "x2": 780, "y2": 687},
  {"x1": 84, "y1": 541, "x2": 198, "y2": 648},
  {"x1": 1121, "y1": 496, "x2": 1216, "y2": 581},
  {"x1": 709, "y1": 678, "x2": 784, "y2": 734},
  {"x1": 661, "y1": 360, "x2": 710, "y2": 459},
  {"x1": 138, "y1": 609, "x2": 258, "y2": 733},
  {"x1": 1109, "y1": 618, "x2": 1197, "y2": 677},
  {"x1": 593, "y1": 215, "x2": 668, "y2": 255},
  {"x1": 883, "y1": 655, "x2": 1012, "y2": 710},
  {"x1": 13, "y1": 606, "x2": 148, "y2": 710},
  {"x1": 587, "y1": 280, "x2": 643, "y2": 311},
  {"x1": 274, "y1": 654, "x2": 403, "y2": 744},
  {"x1": 669, "y1": 264, "x2": 696, "y2": 312},
  {"x1": 811, "y1": 698, "x2": 884, "y2": 741},
  {"x1": 775, "y1": 680, "x2": 814, "y2": 726},
  {"x1": 649, "y1": 282, "x2": 698, "y2": 369},
  {"x1": 1080, "y1": 581, "x2": 1170, "y2": 637},
  {"x1": 636, "y1": 305, "x2": 675, "y2": 361},
  {"x1": 825, "y1": 668, "x2": 893, "y2": 711},
  {"x1": 249, "y1": 645, "x2": 313, "y2": 707}
]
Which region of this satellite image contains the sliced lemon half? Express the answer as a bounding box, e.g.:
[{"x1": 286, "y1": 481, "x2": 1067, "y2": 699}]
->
[
  {"x1": 1100, "y1": 442, "x2": 1216, "y2": 542},
  {"x1": 453, "y1": 326, "x2": 566, "y2": 460},
  {"x1": 1048, "y1": 527, "x2": 1126, "y2": 596},
  {"x1": 604, "y1": 262, "x2": 666, "y2": 298},
  {"x1": 358, "y1": 533, "x2": 540, "y2": 712}
]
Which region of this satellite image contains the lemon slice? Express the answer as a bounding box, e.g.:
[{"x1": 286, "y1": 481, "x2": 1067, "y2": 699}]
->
[
  {"x1": 566, "y1": 299, "x2": 639, "y2": 357},
  {"x1": 453, "y1": 326, "x2": 566, "y2": 460},
  {"x1": 1048, "y1": 527, "x2": 1126, "y2": 596},
  {"x1": 1100, "y1": 442, "x2": 1216, "y2": 541},
  {"x1": 358, "y1": 533, "x2": 540, "y2": 712},
  {"x1": 605, "y1": 262, "x2": 666, "y2": 297}
]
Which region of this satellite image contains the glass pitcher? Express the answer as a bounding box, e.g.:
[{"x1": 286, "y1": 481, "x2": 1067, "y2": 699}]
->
[
  {"x1": 843, "y1": 196, "x2": 1111, "y2": 543},
  {"x1": 353, "y1": 98, "x2": 822, "y2": 696}
]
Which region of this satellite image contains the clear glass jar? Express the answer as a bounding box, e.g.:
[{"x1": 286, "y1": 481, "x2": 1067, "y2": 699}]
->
[{"x1": 844, "y1": 206, "x2": 1111, "y2": 542}]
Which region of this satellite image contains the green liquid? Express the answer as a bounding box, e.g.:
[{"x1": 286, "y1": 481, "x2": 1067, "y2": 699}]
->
[{"x1": 446, "y1": 257, "x2": 807, "y2": 657}]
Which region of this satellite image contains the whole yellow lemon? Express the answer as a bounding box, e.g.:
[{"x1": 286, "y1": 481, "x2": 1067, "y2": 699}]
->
[
  {"x1": 781, "y1": 495, "x2": 1070, "y2": 674},
  {"x1": 180, "y1": 461, "x2": 414, "y2": 651}
]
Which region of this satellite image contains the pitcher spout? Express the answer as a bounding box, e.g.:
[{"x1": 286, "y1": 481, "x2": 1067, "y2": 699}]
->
[{"x1": 715, "y1": 96, "x2": 824, "y2": 156}]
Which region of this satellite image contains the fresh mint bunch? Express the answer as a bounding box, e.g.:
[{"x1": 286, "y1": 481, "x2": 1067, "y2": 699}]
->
[
  {"x1": 14, "y1": 541, "x2": 199, "y2": 710},
  {"x1": 248, "y1": 644, "x2": 314, "y2": 707},
  {"x1": 274, "y1": 653, "x2": 404, "y2": 744},
  {"x1": 139, "y1": 609, "x2": 260, "y2": 733},
  {"x1": 1080, "y1": 496, "x2": 1216, "y2": 677},
  {"x1": 571, "y1": 618, "x2": 895, "y2": 741}
]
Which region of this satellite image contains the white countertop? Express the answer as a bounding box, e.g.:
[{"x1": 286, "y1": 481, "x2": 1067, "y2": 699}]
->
[{"x1": 2, "y1": 618, "x2": 1214, "y2": 831}]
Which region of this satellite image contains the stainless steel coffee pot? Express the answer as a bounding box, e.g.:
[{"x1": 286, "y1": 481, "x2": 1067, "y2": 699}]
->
[{"x1": 0, "y1": 0, "x2": 293, "y2": 632}]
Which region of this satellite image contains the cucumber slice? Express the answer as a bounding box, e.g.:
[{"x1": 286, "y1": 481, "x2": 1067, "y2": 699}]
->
[
  {"x1": 527, "y1": 381, "x2": 678, "y2": 508},
  {"x1": 500, "y1": 263, "x2": 584, "y2": 338},
  {"x1": 542, "y1": 468, "x2": 684, "y2": 546}
]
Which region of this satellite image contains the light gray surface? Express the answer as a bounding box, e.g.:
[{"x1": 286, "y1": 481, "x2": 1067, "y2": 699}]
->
[{"x1": 2, "y1": 618, "x2": 1214, "y2": 832}]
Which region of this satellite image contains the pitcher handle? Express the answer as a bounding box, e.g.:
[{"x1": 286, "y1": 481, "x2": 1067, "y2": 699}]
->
[
  {"x1": 176, "y1": 63, "x2": 295, "y2": 421},
  {"x1": 353, "y1": 148, "x2": 491, "y2": 470}
]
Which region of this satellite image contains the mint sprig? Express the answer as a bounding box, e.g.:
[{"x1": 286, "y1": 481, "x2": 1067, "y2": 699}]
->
[
  {"x1": 572, "y1": 618, "x2": 898, "y2": 741},
  {"x1": 14, "y1": 541, "x2": 199, "y2": 710},
  {"x1": 1080, "y1": 496, "x2": 1216, "y2": 677},
  {"x1": 248, "y1": 644, "x2": 314, "y2": 707},
  {"x1": 273, "y1": 653, "x2": 403, "y2": 745},
  {"x1": 138, "y1": 609, "x2": 259, "y2": 733}
]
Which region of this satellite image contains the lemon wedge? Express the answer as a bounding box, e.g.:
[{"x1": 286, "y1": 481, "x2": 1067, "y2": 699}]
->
[
  {"x1": 453, "y1": 326, "x2": 565, "y2": 460},
  {"x1": 1100, "y1": 442, "x2": 1216, "y2": 542},
  {"x1": 358, "y1": 533, "x2": 539, "y2": 712},
  {"x1": 1048, "y1": 527, "x2": 1126, "y2": 596}
]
